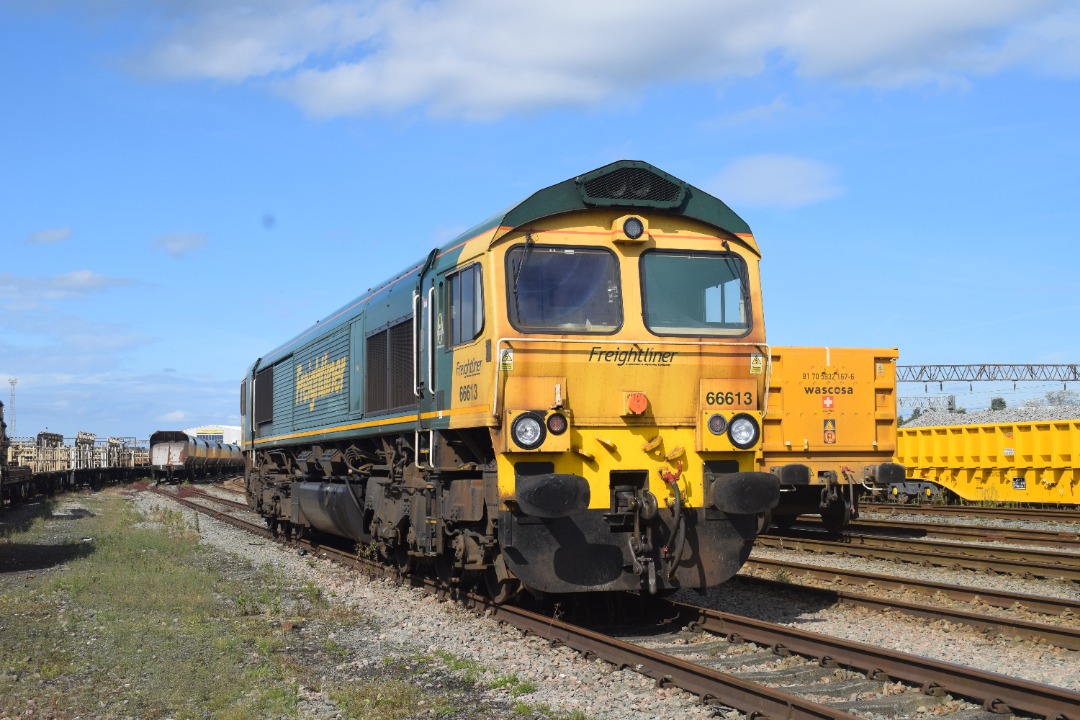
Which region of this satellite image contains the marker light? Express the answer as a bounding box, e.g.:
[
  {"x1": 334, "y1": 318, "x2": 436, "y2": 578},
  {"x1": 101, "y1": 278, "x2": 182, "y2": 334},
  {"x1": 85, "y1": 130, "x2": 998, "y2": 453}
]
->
[
  {"x1": 623, "y1": 216, "x2": 645, "y2": 240},
  {"x1": 546, "y1": 412, "x2": 568, "y2": 435},
  {"x1": 707, "y1": 413, "x2": 728, "y2": 435},
  {"x1": 727, "y1": 413, "x2": 760, "y2": 449},
  {"x1": 512, "y1": 412, "x2": 546, "y2": 450}
]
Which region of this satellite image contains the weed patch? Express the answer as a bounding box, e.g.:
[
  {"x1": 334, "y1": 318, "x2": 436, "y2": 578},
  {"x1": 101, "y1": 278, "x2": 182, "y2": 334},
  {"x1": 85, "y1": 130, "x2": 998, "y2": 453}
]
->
[{"x1": 0, "y1": 490, "x2": 518, "y2": 718}]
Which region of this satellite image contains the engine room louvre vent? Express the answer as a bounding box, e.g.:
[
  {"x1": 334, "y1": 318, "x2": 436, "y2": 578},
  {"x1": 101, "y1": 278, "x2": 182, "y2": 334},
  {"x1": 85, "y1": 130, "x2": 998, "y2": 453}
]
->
[
  {"x1": 366, "y1": 329, "x2": 389, "y2": 414},
  {"x1": 365, "y1": 319, "x2": 416, "y2": 415},
  {"x1": 388, "y1": 322, "x2": 413, "y2": 409},
  {"x1": 579, "y1": 167, "x2": 685, "y2": 208}
]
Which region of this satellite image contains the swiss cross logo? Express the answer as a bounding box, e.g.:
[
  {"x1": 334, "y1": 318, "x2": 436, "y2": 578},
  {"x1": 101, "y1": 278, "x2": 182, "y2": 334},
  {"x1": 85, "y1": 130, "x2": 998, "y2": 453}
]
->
[{"x1": 823, "y1": 395, "x2": 834, "y2": 410}]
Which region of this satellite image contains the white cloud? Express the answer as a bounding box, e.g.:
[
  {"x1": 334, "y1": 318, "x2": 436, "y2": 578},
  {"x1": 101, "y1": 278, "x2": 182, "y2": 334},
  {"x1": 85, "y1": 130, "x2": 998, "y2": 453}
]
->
[
  {"x1": 28, "y1": 227, "x2": 72, "y2": 244},
  {"x1": 154, "y1": 232, "x2": 207, "y2": 257},
  {"x1": 117, "y1": 0, "x2": 1078, "y2": 118},
  {"x1": 707, "y1": 155, "x2": 844, "y2": 209},
  {"x1": 158, "y1": 410, "x2": 191, "y2": 422},
  {"x1": 0, "y1": 270, "x2": 137, "y2": 304}
]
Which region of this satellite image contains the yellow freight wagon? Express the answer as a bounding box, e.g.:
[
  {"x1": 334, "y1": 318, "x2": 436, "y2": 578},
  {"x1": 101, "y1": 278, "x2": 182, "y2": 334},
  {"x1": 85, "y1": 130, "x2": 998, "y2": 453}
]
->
[
  {"x1": 895, "y1": 420, "x2": 1080, "y2": 504},
  {"x1": 761, "y1": 347, "x2": 904, "y2": 532}
]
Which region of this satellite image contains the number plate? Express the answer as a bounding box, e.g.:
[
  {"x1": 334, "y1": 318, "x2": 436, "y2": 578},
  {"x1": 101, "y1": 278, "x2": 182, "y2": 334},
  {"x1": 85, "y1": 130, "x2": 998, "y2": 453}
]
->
[{"x1": 700, "y1": 379, "x2": 757, "y2": 411}]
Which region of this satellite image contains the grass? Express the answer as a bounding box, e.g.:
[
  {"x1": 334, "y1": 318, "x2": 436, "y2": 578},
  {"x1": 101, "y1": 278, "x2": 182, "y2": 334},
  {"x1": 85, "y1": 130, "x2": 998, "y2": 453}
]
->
[
  {"x1": 0, "y1": 494, "x2": 306, "y2": 718},
  {"x1": 0, "y1": 490, "x2": 517, "y2": 719}
]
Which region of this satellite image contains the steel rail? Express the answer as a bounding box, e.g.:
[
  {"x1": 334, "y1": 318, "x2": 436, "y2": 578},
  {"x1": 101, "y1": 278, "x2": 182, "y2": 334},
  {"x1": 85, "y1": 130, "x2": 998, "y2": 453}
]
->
[
  {"x1": 757, "y1": 533, "x2": 1080, "y2": 581},
  {"x1": 734, "y1": 573, "x2": 1080, "y2": 651},
  {"x1": 483, "y1": 600, "x2": 861, "y2": 720},
  {"x1": 674, "y1": 601, "x2": 1080, "y2": 719},
  {"x1": 744, "y1": 557, "x2": 1080, "y2": 616},
  {"x1": 862, "y1": 502, "x2": 1080, "y2": 524},
  {"x1": 146, "y1": 485, "x2": 271, "y2": 538},
  {"x1": 842, "y1": 517, "x2": 1080, "y2": 549},
  {"x1": 177, "y1": 486, "x2": 251, "y2": 512}
]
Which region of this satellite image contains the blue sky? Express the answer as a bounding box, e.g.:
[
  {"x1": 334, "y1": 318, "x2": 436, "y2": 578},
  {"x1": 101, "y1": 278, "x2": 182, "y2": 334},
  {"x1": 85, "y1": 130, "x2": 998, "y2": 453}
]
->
[{"x1": 3, "y1": 0, "x2": 1079, "y2": 440}]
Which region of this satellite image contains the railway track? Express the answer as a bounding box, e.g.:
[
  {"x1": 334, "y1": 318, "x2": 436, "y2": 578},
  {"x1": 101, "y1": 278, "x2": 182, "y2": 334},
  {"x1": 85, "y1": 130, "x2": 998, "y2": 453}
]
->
[
  {"x1": 744, "y1": 557, "x2": 1080, "y2": 617},
  {"x1": 731, "y1": 570, "x2": 1080, "y2": 651},
  {"x1": 759, "y1": 530, "x2": 1080, "y2": 582},
  {"x1": 862, "y1": 502, "x2": 1080, "y2": 524},
  {"x1": 841, "y1": 517, "x2": 1080, "y2": 549},
  {"x1": 146, "y1": 485, "x2": 1080, "y2": 718}
]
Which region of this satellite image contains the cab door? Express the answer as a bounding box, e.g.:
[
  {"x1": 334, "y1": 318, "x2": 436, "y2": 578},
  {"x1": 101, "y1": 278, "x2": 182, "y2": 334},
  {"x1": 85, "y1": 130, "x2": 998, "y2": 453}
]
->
[{"x1": 413, "y1": 250, "x2": 440, "y2": 469}]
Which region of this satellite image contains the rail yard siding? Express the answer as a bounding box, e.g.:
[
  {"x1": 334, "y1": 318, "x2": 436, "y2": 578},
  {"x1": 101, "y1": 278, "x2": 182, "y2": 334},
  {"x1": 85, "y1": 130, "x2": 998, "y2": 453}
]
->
[{"x1": 897, "y1": 419, "x2": 1080, "y2": 503}]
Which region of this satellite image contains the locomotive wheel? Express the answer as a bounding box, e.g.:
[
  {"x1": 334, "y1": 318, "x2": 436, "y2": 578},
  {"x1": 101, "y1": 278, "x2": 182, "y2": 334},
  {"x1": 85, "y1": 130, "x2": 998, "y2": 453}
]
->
[
  {"x1": 435, "y1": 551, "x2": 459, "y2": 587},
  {"x1": 393, "y1": 542, "x2": 414, "y2": 576},
  {"x1": 484, "y1": 566, "x2": 520, "y2": 605},
  {"x1": 756, "y1": 510, "x2": 773, "y2": 535}
]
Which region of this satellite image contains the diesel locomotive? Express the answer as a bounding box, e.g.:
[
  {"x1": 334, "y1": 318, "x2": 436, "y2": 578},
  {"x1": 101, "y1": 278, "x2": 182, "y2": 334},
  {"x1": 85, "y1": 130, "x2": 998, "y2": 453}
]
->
[{"x1": 242, "y1": 160, "x2": 785, "y2": 599}]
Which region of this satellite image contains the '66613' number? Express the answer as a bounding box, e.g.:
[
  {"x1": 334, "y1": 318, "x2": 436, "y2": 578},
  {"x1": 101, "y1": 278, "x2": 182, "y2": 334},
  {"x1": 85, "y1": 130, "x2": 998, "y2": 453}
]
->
[
  {"x1": 705, "y1": 391, "x2": 753, "y2": 406},
  {"x1": 458, "y1": 383, "x2": 479, "y2": 402}
]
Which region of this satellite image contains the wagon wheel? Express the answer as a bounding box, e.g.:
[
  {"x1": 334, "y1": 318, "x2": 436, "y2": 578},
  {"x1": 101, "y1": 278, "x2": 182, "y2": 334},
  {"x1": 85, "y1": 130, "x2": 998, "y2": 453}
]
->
[
  {"x1": 821, "y1": 498, "x2": 851, "y2": 536},
  {"x1": 772, "y1": 514, "x2": 797, "y2": 531}
]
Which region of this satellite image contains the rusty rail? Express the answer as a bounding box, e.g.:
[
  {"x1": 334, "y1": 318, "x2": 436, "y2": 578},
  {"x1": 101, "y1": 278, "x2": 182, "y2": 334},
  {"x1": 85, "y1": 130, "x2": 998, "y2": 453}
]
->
[
  {"x1": 674, "y1": 601, "x2": 1080, "y2": 718},
  {"x1": 745, "y1": 557, "x2": 1080, "y2": 616},
  {"x1": 756, "y1": 533, "x2": 1080, "y2": 581},
  {"x1": 735, "y1": 572, "x2": 1080, "y2": 651},
  {"x1": 844, "y1": 517, "x2": 1080, "y2": 549},
  {"x1": 862, "y1": 502, "x2": 1080, "y2": 523}
]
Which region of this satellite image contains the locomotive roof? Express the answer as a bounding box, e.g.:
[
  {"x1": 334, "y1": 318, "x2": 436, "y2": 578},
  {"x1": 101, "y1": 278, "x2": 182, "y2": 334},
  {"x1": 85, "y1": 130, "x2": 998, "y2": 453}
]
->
[
  {"x1": 253, "y1": 160, "x2": 755, "y2": 370},
  {"x1": 482, "y1": 159, "x2": 753, "y2": 244}
]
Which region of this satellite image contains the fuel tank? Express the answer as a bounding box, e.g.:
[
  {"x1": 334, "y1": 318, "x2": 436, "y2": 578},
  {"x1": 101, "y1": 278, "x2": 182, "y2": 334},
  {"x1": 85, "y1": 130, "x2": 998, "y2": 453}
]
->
[{"x1": 295, "y1": 482, "x2": 368, "y2": 540}]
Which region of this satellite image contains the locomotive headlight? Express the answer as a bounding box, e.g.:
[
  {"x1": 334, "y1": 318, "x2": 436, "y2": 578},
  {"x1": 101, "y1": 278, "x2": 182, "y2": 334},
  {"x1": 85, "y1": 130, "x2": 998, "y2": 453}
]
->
[
  {"x1": 623, "y1": 216, "x2": 645, "y2": 240},
  {"x1": 727, "y1": 413, "x2": 760, "y2": 449},
  {"x1": 707, "y1": 413, "x2": 728, "y2": 435},
  {"x1": 512, "y1": 412, "x2": 547, "y2": 450}
]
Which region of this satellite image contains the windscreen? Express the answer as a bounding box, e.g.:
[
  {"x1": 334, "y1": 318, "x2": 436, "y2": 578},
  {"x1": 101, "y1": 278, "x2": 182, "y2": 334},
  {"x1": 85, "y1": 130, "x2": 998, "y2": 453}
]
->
[
  {"x1": 641, "y1": 251, "x2": 750, "y2": 336},
  {"x1": 507, "y1": 245, "x2": 621, "y2": 333}
]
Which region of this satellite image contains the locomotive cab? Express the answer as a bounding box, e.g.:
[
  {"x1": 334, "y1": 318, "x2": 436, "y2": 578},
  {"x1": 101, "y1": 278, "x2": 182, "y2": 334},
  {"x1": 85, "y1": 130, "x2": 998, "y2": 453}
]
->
[{"x1": 485, "y1": 196, "x2": 778, "y2": 594}]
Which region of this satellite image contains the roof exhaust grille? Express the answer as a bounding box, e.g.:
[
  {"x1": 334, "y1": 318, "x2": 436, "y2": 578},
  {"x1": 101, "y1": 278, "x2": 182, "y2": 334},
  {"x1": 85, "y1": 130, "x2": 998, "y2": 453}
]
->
[{"x1": 579, "y1": 166, "x2": 685, "y2": 208}]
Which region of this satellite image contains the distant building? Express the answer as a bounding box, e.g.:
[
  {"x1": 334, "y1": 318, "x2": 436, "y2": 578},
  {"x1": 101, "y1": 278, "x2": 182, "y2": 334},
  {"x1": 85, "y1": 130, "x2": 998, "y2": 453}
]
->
[{"x1": 183, "y1": 425, "x2": 241, "y2": 446}]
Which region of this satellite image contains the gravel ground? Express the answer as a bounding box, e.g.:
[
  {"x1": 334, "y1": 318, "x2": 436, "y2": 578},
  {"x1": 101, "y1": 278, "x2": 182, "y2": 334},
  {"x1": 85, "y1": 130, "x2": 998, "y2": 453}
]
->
[{"x1": 134, "y1": 488, "x2": 1080, "y2": 717}]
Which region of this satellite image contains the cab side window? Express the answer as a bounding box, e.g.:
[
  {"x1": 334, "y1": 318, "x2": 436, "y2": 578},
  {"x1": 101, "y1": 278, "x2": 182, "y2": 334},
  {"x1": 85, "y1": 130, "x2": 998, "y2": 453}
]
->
[{"x1": 447, "y1": 263, "x2": 484, "y2": 346}]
